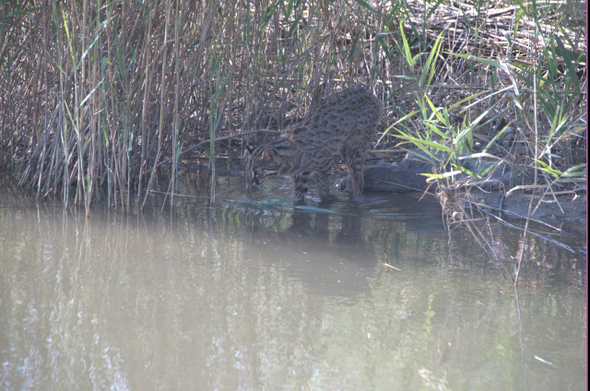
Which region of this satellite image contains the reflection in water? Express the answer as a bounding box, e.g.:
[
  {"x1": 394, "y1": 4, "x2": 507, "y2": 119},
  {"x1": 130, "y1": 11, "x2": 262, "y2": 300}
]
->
[{"x1": 0, "y1": 176, "x2": 586, "y2": 391}]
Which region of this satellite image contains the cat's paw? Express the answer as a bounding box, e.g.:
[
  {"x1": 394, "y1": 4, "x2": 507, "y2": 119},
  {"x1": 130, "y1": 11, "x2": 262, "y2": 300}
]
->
[{"x1": 334, "y1": 177, "x2": 348, "y2": 192}]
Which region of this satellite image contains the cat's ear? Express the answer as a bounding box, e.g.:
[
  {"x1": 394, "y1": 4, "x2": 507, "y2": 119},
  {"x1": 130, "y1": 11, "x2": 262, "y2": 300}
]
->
[
  {"x1": 261, "y1": 148, "x2": 277, "y2": 159},
  {"x1": 245, "y1": 145, "x2": 256, "y2": 154},
  {"x1": 290, "y1": 126, "x2": 306, "y2": 135}
]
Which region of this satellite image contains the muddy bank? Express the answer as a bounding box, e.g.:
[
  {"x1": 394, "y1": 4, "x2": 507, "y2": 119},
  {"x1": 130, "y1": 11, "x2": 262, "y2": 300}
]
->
[
  {"x1": 190, "y1": 155, "x2": 586, "y2": 236},
  {"x1": 467, "y1": 190, "x2": 586, "y2": 234},
  {"x1": 352, "y1": 154, "x2": 586, "y2": 233}
]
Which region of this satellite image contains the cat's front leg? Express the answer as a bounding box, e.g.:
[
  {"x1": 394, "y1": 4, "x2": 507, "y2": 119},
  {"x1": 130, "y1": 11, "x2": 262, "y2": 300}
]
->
[
  {"x1": 294, "y1": 174, "x2": 309, "y2": 202},
  {"x1": 315, "y1": 172, "x2": 337, "y2": 201}
]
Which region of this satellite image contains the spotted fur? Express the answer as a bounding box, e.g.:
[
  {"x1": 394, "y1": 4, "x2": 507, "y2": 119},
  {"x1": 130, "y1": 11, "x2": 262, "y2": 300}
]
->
[{"x1": 246, "y1": 86, "x2": 382, "y2": 201}]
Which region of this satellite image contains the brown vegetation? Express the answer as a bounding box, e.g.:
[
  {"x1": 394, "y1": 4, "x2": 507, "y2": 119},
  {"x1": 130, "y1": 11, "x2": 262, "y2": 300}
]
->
[{"x1": 0, "y1": 0, "x2": 586, "y2": 216}]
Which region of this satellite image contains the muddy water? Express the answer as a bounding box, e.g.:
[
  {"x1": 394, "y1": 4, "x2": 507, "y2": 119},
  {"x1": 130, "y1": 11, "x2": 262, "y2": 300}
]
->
[{"x1": 0, "y1": 175, "x2": 586, "y2": 390}]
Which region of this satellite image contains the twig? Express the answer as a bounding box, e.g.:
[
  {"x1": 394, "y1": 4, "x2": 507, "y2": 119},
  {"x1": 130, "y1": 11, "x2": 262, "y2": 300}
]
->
[
  {"x1": 488, "y1": 213, "x2": 575, "y2": 253},
  {"x1": 383, "y1": 263, "x2": 402, "y2": 271},
  {"x1": 467, "y1": 199, "x2": 563, "y2": 232},
  {"x1": 156, "y1": 129, "x2": 280, "y2": 168}
]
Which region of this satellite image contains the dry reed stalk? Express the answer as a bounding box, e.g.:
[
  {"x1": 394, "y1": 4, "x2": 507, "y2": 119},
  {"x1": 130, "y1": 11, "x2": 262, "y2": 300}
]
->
[
  {"x1": 0, "y1": 0, "x2": 584, "y2": 222},
  {"x1": 171, "y1": 0, "x2": 181, "y2": 205}
]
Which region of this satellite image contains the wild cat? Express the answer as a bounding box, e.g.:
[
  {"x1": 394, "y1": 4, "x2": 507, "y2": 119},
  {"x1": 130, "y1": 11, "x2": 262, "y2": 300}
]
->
[{"x1": 246, "y1": 85, "x2": 382, "y2": 201}]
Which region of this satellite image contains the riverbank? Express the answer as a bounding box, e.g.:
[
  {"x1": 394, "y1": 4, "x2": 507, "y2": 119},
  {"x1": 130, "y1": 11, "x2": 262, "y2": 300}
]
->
[
  {"x1": 468, "y1": 190, "x2": 586, "y2": 235},
  {"x1": 180, "y1": 157, "x2": 587, "y2": 238}
]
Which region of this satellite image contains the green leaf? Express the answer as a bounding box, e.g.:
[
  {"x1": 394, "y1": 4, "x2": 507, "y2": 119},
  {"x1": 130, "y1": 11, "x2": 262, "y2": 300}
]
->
[
  {"x1": 421, "y1": 170, "x2": 462, "y2": 178},
  {"x1": 531, "y1": 158, "x2": 562, "y2": 178},
  {"x1": 446, "y1": 52, "x2": 506, "y2": 70},
  {"x1": 420, "y1": 173, "x2": 447, "y2": 179},
  {"x1": 451, "y1": 163, "x2": 475, "y2": 177},
  {"x1": 420, "y1": 31, "x2": 443, "y2": 87},
  {"x1": 561, "y1": 163, "x2": 587, "y2": 178},
  {"x1": 555, "y1": 34, "x2": 581, "y2": 96},
  {"x1": 353, "y1": 0, "x2": 379, "y2": 15},
  {"x1": 379, "y1": 109, "x2": 420, "y2": 139},
  {"x1": 79, "y1": 79, "x2": 104, "y2": 108},
  {"x1": 425, "y1": 95, "x2": 445, "y2": 123},
  {"x1": 411, "y1": 138, "x2": 453, "y2": 153},
  {"x1": 425, "y1": 0, "x2": 445, "y2": 19},
  {"x1": 399, "y1": 16, "x2": 414, "y2": 69},
  {"x1": 424, "y1": 122, "x2": 449, "y2": 141},
  {"x1": 285, "y1": 14, "x2": 301, "y2": 39},
  {"x1": 261, "y1": 0, "x2": 280, "y2": 30}
]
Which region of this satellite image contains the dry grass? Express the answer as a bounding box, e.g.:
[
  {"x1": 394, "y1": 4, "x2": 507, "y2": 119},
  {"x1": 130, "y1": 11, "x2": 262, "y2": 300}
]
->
[{"x1": 0, "y1": 0, "x2": 586, "y2": 218}]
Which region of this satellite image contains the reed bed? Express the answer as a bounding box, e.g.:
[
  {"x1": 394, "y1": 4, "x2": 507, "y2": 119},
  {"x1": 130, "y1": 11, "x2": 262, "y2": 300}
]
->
[{"x1": 1, "y1": 0, "x2": 586, "y2": 219}]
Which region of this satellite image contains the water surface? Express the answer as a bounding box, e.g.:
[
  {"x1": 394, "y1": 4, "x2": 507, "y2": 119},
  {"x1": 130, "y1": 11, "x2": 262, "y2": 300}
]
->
[{"x1": 0, "y1": 175, "x2": 586, "y2": 390}]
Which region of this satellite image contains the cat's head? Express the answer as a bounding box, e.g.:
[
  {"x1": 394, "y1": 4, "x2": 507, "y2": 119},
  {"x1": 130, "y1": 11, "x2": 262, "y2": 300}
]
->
[
  {"x1": 245, "y1": 145, "x2": 283, "y2": 187},
  {"x1": 245, "y1": 137, "x2": 297, "y2": 187}
]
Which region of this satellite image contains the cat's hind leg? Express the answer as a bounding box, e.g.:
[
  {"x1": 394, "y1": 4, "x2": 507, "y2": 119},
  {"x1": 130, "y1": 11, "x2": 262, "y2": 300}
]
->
[
  {"x1": 340, "y1": 145, "x2": 366, "y2": 200},
  {"x1": 315, "y1": 171, "x2": 337, "y2": 201}
]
